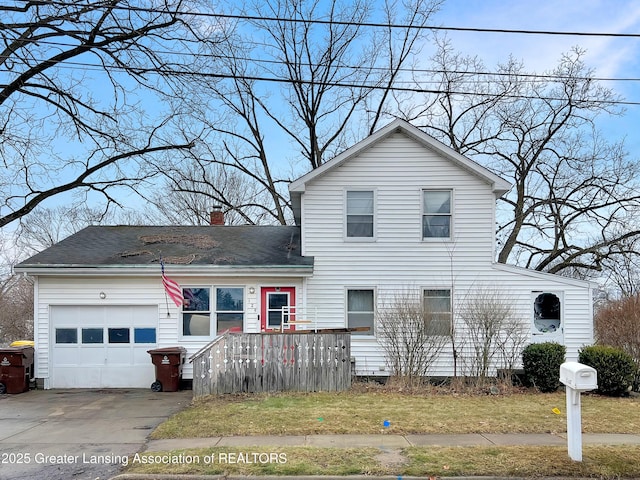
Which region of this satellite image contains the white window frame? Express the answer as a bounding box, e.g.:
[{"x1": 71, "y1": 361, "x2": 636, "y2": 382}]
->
[
  {"x1": 346, "y1": 287, "x2": 376, "y2": 336},
  {"x1": 344, "y1": 189, "x2": 376, "y2": 241},
  {"x1": 532, "y1": 291, "x2": 563, "y2": 336},
  {"x1": 422, "y1": 189, "x2": 453, "y2": 240},
  {"x1": 214, "y1": 286, "x2": 245, "y2": 335},
  {"x1": 181, "y1": 285, "x2": 212, "y2": 339},
  {"x1": 422, "y1": 288, "x2": 452, "y2": 336}
]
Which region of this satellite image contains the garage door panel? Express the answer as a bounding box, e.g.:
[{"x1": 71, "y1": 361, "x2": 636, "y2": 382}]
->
[
  {"x1": 133, "y1": 348, "x2": 152, "y2": 364},
  {"x1": 105, "y1": 346, "x2": 134, "y2": 365},
  {"x1": 51, "y1": 305, "x2": 158, "y2": 388},
  {"x1": 78, "y1": 346, "x2": 106, "y2": 366},
  {"x1": 55, "y1": 347, "x2": 81, "y2": 365}
]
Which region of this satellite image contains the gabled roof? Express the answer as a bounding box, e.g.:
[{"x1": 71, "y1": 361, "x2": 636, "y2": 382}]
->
[
  {"x1": 15, "y1": 225, "x2": 313, "y2": 276},
  {"x1": 289, "y1": 119, "x2": 512, "y2": 224}
]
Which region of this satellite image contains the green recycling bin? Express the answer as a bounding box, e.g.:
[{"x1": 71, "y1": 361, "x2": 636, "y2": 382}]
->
[
  {"x1": 147, "y1": 346, "x2": 186, "y2": 392},
  {"x1": 0, "y1": 346, "x2": 34, "y2": 394}
]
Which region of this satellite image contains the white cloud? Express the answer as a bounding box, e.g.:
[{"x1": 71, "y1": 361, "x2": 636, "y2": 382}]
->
[{"x1": 436, "y1": 0, "x2": 640, "y2": 77}]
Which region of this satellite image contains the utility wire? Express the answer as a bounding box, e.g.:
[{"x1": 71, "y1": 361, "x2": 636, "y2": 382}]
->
[
  {"x1": 14, "y1": 0, "x2": 640, "y2": 38},
  {"x1": 3, "y1": 38, "x2": 640, "y2": 85},
  {"x1": 3, "y1": 67, "x2": 640, "y2": 106}
]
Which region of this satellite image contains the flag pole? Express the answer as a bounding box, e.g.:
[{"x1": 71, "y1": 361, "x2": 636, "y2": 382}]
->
[
  {"x1": 160, "y1": 258, "x2": 171, "y2": 317},
  {"x1": 161, "y1": 257, "x2": 183, "y2": 316}
]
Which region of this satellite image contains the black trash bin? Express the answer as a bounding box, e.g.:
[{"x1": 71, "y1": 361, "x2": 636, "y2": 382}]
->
[
  {"x1": 147, "y1": 347, "x2": 186, "y2": 392},
  {"x1": 0, "y1": 346, "x2": 34, "y2": 394}
]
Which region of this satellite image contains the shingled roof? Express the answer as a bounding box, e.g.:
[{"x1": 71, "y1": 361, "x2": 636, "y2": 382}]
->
[{"x1": 16, "y1": 225, "x2": 312, "y2": 270}]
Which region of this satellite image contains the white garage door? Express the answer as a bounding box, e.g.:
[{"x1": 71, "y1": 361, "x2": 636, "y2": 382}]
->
[{"x1": 50, "y1": 305, "x2": 158, "y2": 388}]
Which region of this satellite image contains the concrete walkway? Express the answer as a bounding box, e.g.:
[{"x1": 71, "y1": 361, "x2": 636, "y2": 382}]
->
[{"x1": 145, "y1": 432, "x2": 640, "y2": 452}]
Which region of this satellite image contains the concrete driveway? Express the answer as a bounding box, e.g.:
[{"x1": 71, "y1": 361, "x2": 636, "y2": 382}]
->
[{"x1": 0, "y1": 388, "x2": 192, "y2": 480}]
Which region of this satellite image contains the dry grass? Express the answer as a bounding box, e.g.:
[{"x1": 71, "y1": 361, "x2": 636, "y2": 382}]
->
[
  {"x1": 152, "y1": 388, "x2": 640, "y2": 439},
  {"x1": 126, "y1": 445, "x2": 640, "y2": 478}
]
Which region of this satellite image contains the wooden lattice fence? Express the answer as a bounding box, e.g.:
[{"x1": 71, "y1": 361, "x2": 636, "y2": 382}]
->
[{"x1": 191, "y1": 332, "x2": 351, "y2": 397}]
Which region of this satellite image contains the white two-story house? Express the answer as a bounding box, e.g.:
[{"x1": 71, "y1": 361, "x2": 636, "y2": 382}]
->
[{"x1": 15, "y1": 119, "x2": 594, "y2": 389}]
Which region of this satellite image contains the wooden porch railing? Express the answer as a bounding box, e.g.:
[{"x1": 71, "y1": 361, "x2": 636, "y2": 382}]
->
[{"x1": 190, "y1": 332, "x2": 351, "y2": 397}]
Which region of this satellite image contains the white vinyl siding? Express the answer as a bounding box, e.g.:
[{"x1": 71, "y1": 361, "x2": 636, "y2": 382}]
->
[
  {"x1": 33, "y1": 275, "x2": 303, "y2": 388},
  {"x1": 299, "y1": 130, "x2": 593, "y2": 376}
]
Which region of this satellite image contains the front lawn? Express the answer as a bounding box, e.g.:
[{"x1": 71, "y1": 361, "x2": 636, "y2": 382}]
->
[
  {"x1": 125, "y1": 386, "x2": 640, "y2": 478},
  {"x1": 152, "y1": 387, "x2": 640, "y2": 438}
]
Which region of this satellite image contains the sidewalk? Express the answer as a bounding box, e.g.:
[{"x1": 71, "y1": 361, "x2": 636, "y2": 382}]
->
[{"x1": 145, "y1": 432, "x2": 640, "y2": 452}]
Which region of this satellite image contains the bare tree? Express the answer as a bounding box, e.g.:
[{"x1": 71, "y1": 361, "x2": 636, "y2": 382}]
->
[
  {"x1": 156, "y1": 0, "x2": 442, "y2": 224},
  {"x1": 414, "y1": 42, "x2": 640, "y2": 278},
  {"x1": 15, "y1": 204, "x2": 148, "y2": 257},
  {"x1": 0, "y1": 273, "x2": 33, "y2": 345},
  {"x1": 0, "y1": 230, "x2": 33, "y2": 345},
  {"x1": 595, "y1": 294, "x2": 640, "y2": 390},
  {"x1": 458, "y1": 285, "x2": 528, "y2": 385},
  {"x1": 599, "y1": 236, "x2": 640, "y2": 297},
  {"x1": 0, "y1": 0, "x2": 229, "y2": 228},
  {"x1": 149, "y1": 161, "x2": 276, "y2": 225},
  {"x1": 378, "y1": 288, "x2": 449, "y2": 387}
]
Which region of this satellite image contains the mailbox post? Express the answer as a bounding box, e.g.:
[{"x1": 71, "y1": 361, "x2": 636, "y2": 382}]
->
[{"x1": 559, "y1": 362, "x2": 598, "y2": 461}]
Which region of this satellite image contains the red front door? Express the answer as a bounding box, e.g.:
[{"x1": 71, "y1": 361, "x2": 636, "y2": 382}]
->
[{"x1": 260, "y1": 287, "x2": 296, "y2": 331}]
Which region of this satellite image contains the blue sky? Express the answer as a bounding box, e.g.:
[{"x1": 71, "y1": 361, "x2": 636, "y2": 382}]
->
[
  {"x1": 434, "y1": 0, "x2": 640, "y2": 155},
  {"x1": 5, "y1": 0, "x2": 640, "y2": 231}
]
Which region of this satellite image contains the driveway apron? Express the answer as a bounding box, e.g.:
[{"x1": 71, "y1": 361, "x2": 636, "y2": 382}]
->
[{"x1": 0, "y1": 388, "x2": 191, "y2": 480}]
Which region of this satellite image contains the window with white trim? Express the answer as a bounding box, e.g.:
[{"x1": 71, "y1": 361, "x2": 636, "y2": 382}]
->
[
  {"x1": 423, "y1": 289, "x2": 452, "y2": 335},
  {"x1": 422, "y1": 190, "x2": 451, "y2": 238},
  {"x1": 347, "y1": 289, "x2": 375, "y2": 335},
  {"x1": 346, "y1": 190, "x2": 374, "y2": 238},
  {"x1": 182, "y1": 287, "x2": 211, "y2": 336},
  {"x1": 533, "y1": 292, "x2": 561, "y2": 334},
  {"x1": 216, "y1": 287, "x2": 244, "y2": 334}
]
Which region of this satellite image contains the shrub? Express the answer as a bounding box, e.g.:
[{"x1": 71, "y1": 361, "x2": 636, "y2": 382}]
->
[
  {"x1": 522, "y1": 342, "x2": 566, "y2": 392},
  {"x1": 594, "y1": 295, "x2": 640, "y2": 391},
  {"x1": 578, "y1": 345, "x2": 637, "y2": 396},
  {"x1": 378, "y1": 289, "x2": 449, "y2": 387}
]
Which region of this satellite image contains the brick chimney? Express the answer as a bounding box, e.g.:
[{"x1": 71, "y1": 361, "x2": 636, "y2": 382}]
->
[{"x1": 209, "y1": 205, "x2": 225, "y2": 226}]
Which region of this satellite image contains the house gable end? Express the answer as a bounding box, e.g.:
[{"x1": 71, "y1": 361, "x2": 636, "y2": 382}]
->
[{"x1": 289, "y1": 119, "x2": 511, "y2": 224}]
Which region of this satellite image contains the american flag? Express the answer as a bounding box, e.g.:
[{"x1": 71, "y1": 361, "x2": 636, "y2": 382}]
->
[{"x1": 161, "y1": 260, "x2": 183, "y2": 307}]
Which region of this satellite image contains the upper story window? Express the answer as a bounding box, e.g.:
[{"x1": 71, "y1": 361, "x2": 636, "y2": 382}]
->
[
  {"x1": 422, "y1": 190, "x2": 451, "y2": 239},
  {"x1": 346, "y1": 190, "x2": 374, "y2": 238}
]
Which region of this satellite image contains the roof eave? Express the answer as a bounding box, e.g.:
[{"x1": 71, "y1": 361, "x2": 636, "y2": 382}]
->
[
  {"x1": 491, "y1": 263, "x2": 599, "y2": 288},
  {"x1": 14, "y1": 264, "x2": 314, "y2": 277}
]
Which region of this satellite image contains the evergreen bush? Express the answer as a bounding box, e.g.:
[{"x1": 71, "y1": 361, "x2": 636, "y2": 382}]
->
[
  {"x1": 578, "y1": 345, "x2": 637, "y2": 396},
  {"x1": 522, "y1": 342, "x2": 566, "y2": 392}
]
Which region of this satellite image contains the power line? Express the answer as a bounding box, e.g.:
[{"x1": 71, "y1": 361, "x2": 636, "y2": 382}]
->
[
  {"x1": 4, "y1": 35, "x2": 640, "y2": 88},
  {"x1": 3, "y1": 2, "x2": 640, "y2": 105},
  {"x1": 4, "y1": 37, "x2": 640, "y2": 85},
  {"x1": 3, "y1": 67, "x2": 640, "y2": 106},
  {"x1": 19, "y1": 0, "x2": 640, "y2": 38}
]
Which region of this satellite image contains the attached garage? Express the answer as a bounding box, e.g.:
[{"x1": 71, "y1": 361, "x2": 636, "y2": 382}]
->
[{"x1": 50, "y1": 305, "x2": 158, "y2": 388}]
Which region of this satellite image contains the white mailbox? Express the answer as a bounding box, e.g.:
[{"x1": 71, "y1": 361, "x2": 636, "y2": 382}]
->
[
  {"x1": 560, "y1": 362, "x2": 597, "y2": 391},
  {"x1": 559, "y1": 361, "x2": 598, "y2": 461}
]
